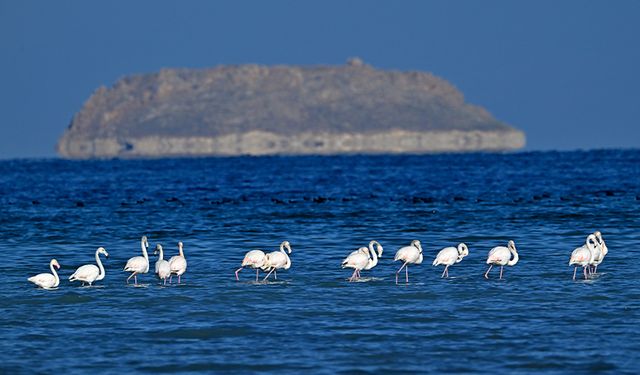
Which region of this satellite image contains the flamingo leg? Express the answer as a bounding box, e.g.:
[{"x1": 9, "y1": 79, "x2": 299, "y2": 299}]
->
[
  {"x1": 263, "y1": 268, "x2": 275, "y2": 281},
  {"x1": 405, "y1": 265, "x2": 409, "y2": 283},
  {"x1": 134, "y1": 274, "x2": 138, "y2": 285},
  {"x1": 349, "y1": 269, "x2": 358, "y2": 282},
  {"x1": 256, "y1": 268, "x2": 259, "y2": 282},
  {"x1": 594, "y1": 265, "x2": 598, "y2": 274},
  {"x1": 441, "y1": 265, "x2": 448, "y2": 278},
  {"x1": 127, "y1": 272, "x2": 137, "y2": 284},
  {"x1": 396, "y1": 262, "x2": 408, "y2": 285},
  {"x1": 484, "y1": 265, "x2": 493, "y2": 279},
  {"x1": 499, "y1": 266, "x2": 504, "y2": 280},
  {"x1": 573, "y1": 267, "x2": 577, "y2": 280},
  {"x1": 169, "y1": 275, "x2": 173, "y2": 284},
  {"x1": 178, "y1": 275, "x2": 181, "y2": 284},
  {"x1": 584, "y1": 266, "x2": 588, "y2": 280},
  {"x1": 274, "y1": 270, "x2": 277, "y2": 280},
  {"x1": 235, "y1": 267, "x2": 243, "y2": 281}
]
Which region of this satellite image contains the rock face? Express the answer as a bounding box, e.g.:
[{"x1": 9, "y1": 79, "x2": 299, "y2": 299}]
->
[{"x1": 57, "y1": 60, "x2": 525, "y2": 158}]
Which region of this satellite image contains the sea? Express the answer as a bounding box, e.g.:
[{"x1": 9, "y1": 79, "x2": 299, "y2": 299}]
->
[{"x1": 1, "y1": 150, "x2": 639, "y2": 374}]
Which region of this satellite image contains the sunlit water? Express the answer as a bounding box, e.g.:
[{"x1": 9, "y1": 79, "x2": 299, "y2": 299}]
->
[{"x1": 1, "y1": 151, "x2": 639, "y2": 373}]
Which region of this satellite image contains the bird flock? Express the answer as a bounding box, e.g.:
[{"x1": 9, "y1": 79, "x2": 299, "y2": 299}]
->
[
  {"x1": 27, "y1": 236, "x2": 187, "y2": 289},
  {"x1": 28, "y1": 231, "x2": 609, "y2": 289}
]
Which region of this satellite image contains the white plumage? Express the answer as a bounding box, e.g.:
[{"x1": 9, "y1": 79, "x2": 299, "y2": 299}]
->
[
  {"x1": 169, "y1": 241, "x2": 187, "y2": 284},
  {"x1": 235, "y1": 249, "x2": 267, "y2": 282},
  {"x1": 154, "y1": 244, "x2": 171, "y2": 285},
  {"x1": 28, "y1": 259, "x2": 61, "y2": 289},
  {"x1": 394, "y1": 240, "x2": 423, "y2": 284},
  {"x1": 124, "y1": 236, "x2": 150, "y2": 285},
  {"x1": 569, "y1": 234, "x2": 597, "y2": 280},
  {"x1": 262, "y1": 241, "x2": 292, "y2": 281},
  {"x1": 69, "y1": 247, "x2": 109, "y2": 286},
  {"x1": 341, "y1": 247, "x2": 370, "y2": 281},
  {"x1": 433, "y1": 243, "x2": 469, "y2": 278},
  {"x1": 484, "y1": 240, "x2": 519, "y2": 279}
]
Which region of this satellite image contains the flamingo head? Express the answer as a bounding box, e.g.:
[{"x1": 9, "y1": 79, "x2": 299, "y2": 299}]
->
[
  {"x1": 282, "y1": 241, "x2": 292, "y2": 254},
  {"x1": 458, "y1": 243, "x2": 469, "y2": 257},
  {"x1": 51, "y1": 259, "x2": 61, "y2": 269},
  {"x1": 154, "y1": 244, "x2": 163, "y2": 255},
  {"x1": 508, "y1": 240, "x2": 517, "y2": 252},
  {"x1": 411, "y1": 240, "x2": 422, "y2": 253},
  {"x1": 178, "y1": 241, "x2": 183, "y2": 250},
  {"x1": 593, "y1": 231, "x2": 604, "y2": 244},
  {"x1": 261, "y1": 254, "x2": 272, "y2": 270},
  {"x1": 142, "y1": 236, "x2": 149, "y2": 248},
  {"x1": 98, "y1": 247, "x2": 109, "y2": 257}
]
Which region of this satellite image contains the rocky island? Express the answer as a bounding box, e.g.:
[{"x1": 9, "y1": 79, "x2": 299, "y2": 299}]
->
[{"x1": 57, "y1": 59, "x2": 525, "y2": 158}]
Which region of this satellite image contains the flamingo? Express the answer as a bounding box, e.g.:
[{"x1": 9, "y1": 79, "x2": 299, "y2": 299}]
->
[
  {"x1": 570, "y1": 234, "x2": 597, "y2": 280},
  {"x1": 28, "y1": 259, "x2": 61, "y2": 289},
  {"x1": 235, "y1": 249, "x2": 268, "y2": 282},
  {"x1": 69, "y1": 247, "x2": 109, "y2": 286},
  {"x1": 262, "y1": 241, "x2": 292, "y2": 281},
  {"x1": 154, "y1": 244, "x2": 171, "y2": 285},
  {"x1": 169, "y1": 241, "x2": 187, "y2": 284},
  {"x1": 433, "y1": 243, "x2": 469, "y2": 278},
  {"x1": 484, "y1": 240, "x2": 519, "y2": 279},
  {"x1": 592, "y1": 231, "x2": 608, "y2": 273},
  {"x1": 124, "y1": 235, "x2": 150, "y2": 285},
  {"x1": 343, "y1": 240, "x2": 383, "y2": 279},
  {"x1": 341, "y1": 247, "x2": 370, "y2": 281},
  {"x1": 394, "y1": 240, "x2": 423, "y2": 284}
]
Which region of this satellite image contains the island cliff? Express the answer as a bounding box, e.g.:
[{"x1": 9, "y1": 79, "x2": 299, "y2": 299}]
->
[{"x1": 57, "y1": 59, "x2": 525, "y2": 158}]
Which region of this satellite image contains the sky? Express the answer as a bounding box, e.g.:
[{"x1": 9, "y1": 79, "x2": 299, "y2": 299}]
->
[{"x1": 1, "y1": 0, "x2": 639, "y2": 158}]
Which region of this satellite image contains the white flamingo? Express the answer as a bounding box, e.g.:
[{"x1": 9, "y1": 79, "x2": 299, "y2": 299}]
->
[
  {"x1": 341, "y1": 247, "x2": 370, "y2": 282},
  {"x1": 344, "y1": 240, "x2": 383, "y2": 279},
  {"x1": 169, "y1": 241, "x2": 187, "y2": 284},
  {"x1": 433, "y1": 243, "x2": 469, "y2": 278},
  {"x1": 592, "y1": 231, "x2": 608, "y2": 273},
  {"x1": 484, "y1": 240, "x2": 519, "y2": 279},
  {"x1": 570, "y1": 234, "x2": 597, "y2": 280},
  {"x1": 154, "y1": 244, "x2": 171, "y2": 285},
  {"x1": 124, "y1": 235, "x2": 150, "y2": 285},
  {"x1": 262, "y1": 241, "x2": 292, "y2": 281},
  {"x1": 69, "y1": 247, "x2": 109, "y2": 286},
  {"x1": 394, "y1": 240, "x2": 423, "y2": 284},
  {"x1": 235, "y1": 249, "x2": 267, "y2": 282},
  {"x1": 28, "y1": 259, "x2": 61, "y2": 289}
]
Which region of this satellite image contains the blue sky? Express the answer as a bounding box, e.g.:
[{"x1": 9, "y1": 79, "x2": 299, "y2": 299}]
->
[{"x1": 1, "y1": 0, "x2": 639, "y2": 158}]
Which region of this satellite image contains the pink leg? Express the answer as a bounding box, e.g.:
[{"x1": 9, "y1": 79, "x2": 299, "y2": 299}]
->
[
  {"x1": 484, "y1": 265, "x2": 493, "y2": 279},
  {"x1": 594, "y1": 265, "x2": 598, "y2": 274},
  {"x1": 441, "y1": 266, "x2": 448, "y2": 278},
  {"x1": 405, "y1": 265, "x2": 409, "y2": 283},
  {"x1": 235, "y1": 267, "x2": 243, "y2": 281},
  {"x1": 573, "y1": 267, "x2": 577, "y2": 280},
  {"x1": 134, "y1": 275, "x2": 138, "y2": 285},
  {"x1": 349, "y1": 269, "x2": 357, "y2": 282},
  {"x1": 169, "y1": 275, "x2": 173, "y2": 284},
  {"x1": 396, "y1": 262, "x2": 408, "y2": 284},
  {"x1": 126, "y1": 272, "x2": 136, "y2": 284},
  {"x1": 499, "y1": 266, "x2": 504, "y2": 280},
  {"x1": 583, "y1": 266, "x2": 588, "y2": 280},
  {"x1": 274, "y1": 270, "x2": 277, "y2": 280},
  {"x1": 255, "y1": 269, "x2": 259, "y2": 282},
  {"x1": 178, "y1": 275, "x2": 181, "y2": 284}
]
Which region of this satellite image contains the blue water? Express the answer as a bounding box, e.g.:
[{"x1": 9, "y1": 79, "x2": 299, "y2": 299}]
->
[{"x1": 1, "y1": 150, "x2": 639, "y2": 374}]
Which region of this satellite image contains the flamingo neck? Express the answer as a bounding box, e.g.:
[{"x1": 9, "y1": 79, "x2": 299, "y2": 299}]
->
[
  {"x1": 141, "y1": 241, "x2": 148, "y2": 260},
  {"x1": 50, "y1": 261, "x2": 60, "y2": 287},
  {"x1": 368, "y1": 241, "x2": 379, "y2": 267},
  {"x1": 95, "y1": 250, "x2": 106, "y2": 281},
  {"x1": 507, "y1": 248, "x2": 519, "y2": 266},
  {"x1": 158, "y1": 247, "x2": 164, "y2": 261},
  {"x1": 178, "y1": 245, "x2": 184, "y2": 258}
]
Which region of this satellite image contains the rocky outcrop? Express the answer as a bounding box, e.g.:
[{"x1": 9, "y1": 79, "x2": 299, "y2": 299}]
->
[{"x1": 57, "y1": 60, "x2": 525, "y2": 158}]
